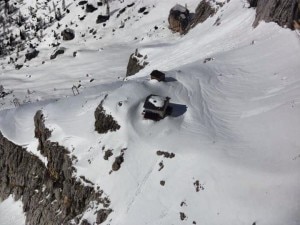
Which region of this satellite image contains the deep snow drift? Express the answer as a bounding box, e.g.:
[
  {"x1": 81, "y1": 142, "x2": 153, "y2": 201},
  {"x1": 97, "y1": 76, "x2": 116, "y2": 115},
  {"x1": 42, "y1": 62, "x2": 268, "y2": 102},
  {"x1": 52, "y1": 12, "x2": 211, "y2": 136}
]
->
[{"x1": 0, "y1": 0, "x2": 300, "y2": 224}]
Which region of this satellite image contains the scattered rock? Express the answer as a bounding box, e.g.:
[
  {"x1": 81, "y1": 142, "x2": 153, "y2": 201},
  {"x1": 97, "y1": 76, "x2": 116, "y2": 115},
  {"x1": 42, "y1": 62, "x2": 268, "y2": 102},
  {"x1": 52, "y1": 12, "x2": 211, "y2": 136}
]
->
[
  {"x1": 180, "y1": 212, "x2": 187, "y2": 221},
  {"x1": 156, "y1": 150, "x2": 175, "y2": 158},
  {"x1": 86, "y1": 4, "x2": 97, "y2": 13},
  {"x1": 158, "y1": 161, "x2": 164, "y2": 171},
  {"x1": 103, "y1": 149, "x2": 113, "y2": 160},
  {"x1": 94, "y1": 96, "x2": 121, "y2": 134},
  {"x1": 160, "y1": 180, "x2": 165, "y2": 186},
  {"x1": 168, "y1": 4, "x2": 191, "y2": 34},
  {"x1": 78, "y1": 0, "x2": 88, "y2": 5},
  {"x1": 50, "y1": 47, "x2": 66, "y2": 60},
  {"x1": 25, "y1": 48, "x2": 39, "y2": 61},
  {"x1": 112, "y1": 154, "x2": 124, "y2": 171},
  {"x1": 203, "y1": 57, "x2": 214, "y2": 63},
  {"x1": 193, "y1": 180, "x2": 204, "y2": 192},
  {"x1": 96, "y1": 15, "x2": 110, "y2": 24},
  {"x1": 138, "y1": 7, "x2": 147, "y2": 13},
  {"x1": 61, "y1": 28, "x2": 75, "y2": 41},
  {"x1": 96, "y1": 209, "x2": 113, "y2": 224},
  {"x1": 15, "y1": 64, "x2": 23, "y2": 70},
  {"x1": 126, "y1": 49, "x2": 149, "y2": 77}
]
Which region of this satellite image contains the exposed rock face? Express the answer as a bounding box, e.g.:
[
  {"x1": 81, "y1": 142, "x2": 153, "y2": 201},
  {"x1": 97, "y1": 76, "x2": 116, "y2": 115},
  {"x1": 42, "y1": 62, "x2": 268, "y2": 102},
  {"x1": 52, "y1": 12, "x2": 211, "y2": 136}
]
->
[
  {"x1": 25, "y1": 48, "x2": 39, "y2": 61},
  {"x1": 0, "y1": 110, "x2": 112, "y2": 225},
  {"x1": 126, "y1": 49, "x2": 148, "y2": 77},
  {"x1": 86, "y1": 4, "x2": 97, "y2": 13},
  {"x1": 189, "y1": 1, "x2": 215, "y2": 29},
  {"x1": 96, "y1": 209, "x2": 113, "y2": 224},
  {"x1": 112, "y1": 154, "x2": 124, "y2": 171},
  {"x1": 50, "y1": 47, "x2": 66, "y2": 60},
  {"x1": 61, "y1": 28, "x2": 75, "y2": 41},
  {"x1": 168, "y1": 4, "x2": 191, "y2": 34},
  {"x1": 95, "y1": 96, "x2": 121, "y2": 134},
  {"x1": 252, "y1": 0, "x2": 300, "y2": 29},
  {"x1": 96, "y1": 15, "x2": 110, "y2": 24}
]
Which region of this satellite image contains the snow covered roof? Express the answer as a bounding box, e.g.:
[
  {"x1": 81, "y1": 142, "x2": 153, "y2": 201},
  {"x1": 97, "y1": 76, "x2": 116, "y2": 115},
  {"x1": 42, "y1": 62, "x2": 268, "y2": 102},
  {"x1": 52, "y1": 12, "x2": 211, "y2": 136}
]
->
[{"x1": 143, "y1": 95, "x2": 170, "y2": 110}]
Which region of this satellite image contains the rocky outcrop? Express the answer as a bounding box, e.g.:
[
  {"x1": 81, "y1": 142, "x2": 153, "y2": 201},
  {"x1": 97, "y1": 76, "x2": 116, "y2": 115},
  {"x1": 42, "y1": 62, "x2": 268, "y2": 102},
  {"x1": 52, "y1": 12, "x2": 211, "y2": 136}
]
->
[
  {"x1": 96, "y1": 15, "x2": 110, "y2": 24},
  {"x1": 168, "y1": 1, "x2": 215, "y2": 34},
  {"x1": 95, "y1": 96, "x2": 121, "y2": 134},
  {"x1": 126, "y1": 49, "x2": 149, "y2": 77},
  {"x1": 189, "y1": 1, "x2": 215, "y2": 29},
  {"x1": 86, "y1": 4, "x2": 97, "y2": 13},
  {"x1": 168, "y1": 4, "x2": 191, "y2": 34},
  {"x1": 0, "y1": 110, "x2": 112, "y2": 225},
  {"x1": 252, "y1": 0, "x2": 300, "y2": 29},
  {"x1": 25, "y1": 48, "x2": 39, "y2": 61},
  {"x1": 50, "y1": 47, "x2": 66, "y2": 60},
  {"x1": 61, "y1": 28, "x2": 75, "y2": 41}
]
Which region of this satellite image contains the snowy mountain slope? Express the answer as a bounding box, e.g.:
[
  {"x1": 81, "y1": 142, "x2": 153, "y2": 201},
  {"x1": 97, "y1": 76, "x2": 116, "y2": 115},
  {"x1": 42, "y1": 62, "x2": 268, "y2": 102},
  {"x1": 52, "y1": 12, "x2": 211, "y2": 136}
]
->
[{"x1": 1, "y1": 0, "x2": 300, "y2": 224}]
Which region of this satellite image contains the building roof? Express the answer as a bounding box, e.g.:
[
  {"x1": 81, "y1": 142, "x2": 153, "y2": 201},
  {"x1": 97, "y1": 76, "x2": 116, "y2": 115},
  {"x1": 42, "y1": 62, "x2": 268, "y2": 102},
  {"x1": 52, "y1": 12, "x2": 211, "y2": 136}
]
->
[{"x1": 143, "y1": 95, "x2": 170, "y2": 110}]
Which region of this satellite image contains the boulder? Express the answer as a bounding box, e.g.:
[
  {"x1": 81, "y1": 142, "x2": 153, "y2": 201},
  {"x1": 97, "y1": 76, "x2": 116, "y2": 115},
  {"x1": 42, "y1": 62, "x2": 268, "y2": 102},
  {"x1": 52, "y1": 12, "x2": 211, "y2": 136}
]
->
[
  {"x1": 253, "y1": 0, "x2": 300, "y2": 29},
  {"x1": 50, "y1": 47, "x2": 66, "y2": 60},
  {"x1": 25, "y1": 48, "x2": 39, "y2": 61},
  {"x1": 126, "y1": 49, "x2": 148, "y2": 77},
  {"x1": 112, "y1": 155, "x2": 124, "y2": 171},
  {"x1": 96, "y1": 15, "x2": 110, "y2": 24},
  {"x1": 86, "y1": 4, "x2": 97, "y2": 13},
  {"x1": 168, "y1": 4, "x2": 191, "y2": 34},
  {"x1": 61, "y1": 28, "x2": 75, "y2": 41}
]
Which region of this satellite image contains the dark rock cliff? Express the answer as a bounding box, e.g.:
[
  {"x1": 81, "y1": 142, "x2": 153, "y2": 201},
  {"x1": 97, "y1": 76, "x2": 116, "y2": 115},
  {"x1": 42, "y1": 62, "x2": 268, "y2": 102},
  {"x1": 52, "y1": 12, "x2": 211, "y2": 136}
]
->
[
  {"x1": 251, "y1": 0, "x2": 300, "y2": 29},
  {"x1": 0, "y1": 110, "x2": 112, "y2": 225}
]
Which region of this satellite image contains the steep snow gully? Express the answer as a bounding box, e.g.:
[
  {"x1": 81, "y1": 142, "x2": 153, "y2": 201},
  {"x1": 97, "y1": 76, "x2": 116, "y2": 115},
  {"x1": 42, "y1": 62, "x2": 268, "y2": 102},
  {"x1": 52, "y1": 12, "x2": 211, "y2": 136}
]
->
[{"x1": 0, "y1": 0, "x2": 300, "y2": 225}]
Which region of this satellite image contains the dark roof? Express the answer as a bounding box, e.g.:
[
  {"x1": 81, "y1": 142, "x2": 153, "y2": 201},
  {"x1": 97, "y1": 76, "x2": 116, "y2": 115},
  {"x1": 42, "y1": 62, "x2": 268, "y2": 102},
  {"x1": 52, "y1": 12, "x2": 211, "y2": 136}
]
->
[
  {"x1": 150, "y1": 70, "x2": 165, "y2": 79},
  {"x1": 143, "y1": 94, "x2": 170, "y2": 110}
]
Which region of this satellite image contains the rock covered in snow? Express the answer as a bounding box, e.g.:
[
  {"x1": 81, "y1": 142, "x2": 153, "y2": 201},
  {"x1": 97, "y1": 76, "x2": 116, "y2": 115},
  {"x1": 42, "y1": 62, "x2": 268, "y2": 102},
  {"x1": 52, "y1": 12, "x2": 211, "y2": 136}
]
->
[
  {"x1": 168, "y1": 4, "x2": 191, "y2": 34},
  {"x1": 126, "y1": 49, "x2": 149, "y2": 77},
  {"x1": 50, "y1": 47, "x2": 66, "y2": 60}
]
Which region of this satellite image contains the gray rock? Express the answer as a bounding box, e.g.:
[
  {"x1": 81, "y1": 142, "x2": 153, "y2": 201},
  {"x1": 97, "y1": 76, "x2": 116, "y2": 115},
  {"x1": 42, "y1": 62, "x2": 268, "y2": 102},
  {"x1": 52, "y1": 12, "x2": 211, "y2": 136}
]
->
[
  {"x1": 25, "y1": 48, "x2": 39, "y2": 61},
  {"x1": 253, "y1": 0, "x2": 300, "y2": 29},
  {"x1": 96, "y1": 209, "x2": 112, "y2": 224},
  {"x1": 189, "y1": 1, "x2": 215, "y2": 29},
  {"x1": 126, "y1": 49, "x2": 148, "y2": 77},
  {"x1": 95, "y1": 97, "x2": 121, "y2": 134},
  {"x1": 61, "y1": 28, "x2": 75, "y2": 41},
  {"x1": 0, "y1": 110, "x2": 113, "y2": 225},
  {"x1": 112, "y1": 154, "x2": 124, "y2": 171},
  {"x1": 96, "y1": 15, "x2": 110, "y2": 24},
  {"x1": 50, "y1": 47, "x2": 66, "y2": 60},
  {"x1": 168, "y1": 4, "x2": 191, "y2": 34}
]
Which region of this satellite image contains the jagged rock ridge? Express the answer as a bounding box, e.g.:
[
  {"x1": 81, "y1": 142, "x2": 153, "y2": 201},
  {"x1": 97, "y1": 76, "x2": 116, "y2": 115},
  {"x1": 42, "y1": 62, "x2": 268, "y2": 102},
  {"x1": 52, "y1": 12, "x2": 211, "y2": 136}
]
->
[{"x1": 0, "y1": 111, "x2": 112, "y2": 225}]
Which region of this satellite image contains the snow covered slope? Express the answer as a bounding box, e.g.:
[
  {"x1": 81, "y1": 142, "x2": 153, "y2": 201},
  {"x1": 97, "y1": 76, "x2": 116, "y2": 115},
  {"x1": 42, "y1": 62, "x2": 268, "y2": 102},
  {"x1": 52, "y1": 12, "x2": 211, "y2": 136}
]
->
[{"x1": 0, "y1": 0, "x2": 300, "y2": 224}]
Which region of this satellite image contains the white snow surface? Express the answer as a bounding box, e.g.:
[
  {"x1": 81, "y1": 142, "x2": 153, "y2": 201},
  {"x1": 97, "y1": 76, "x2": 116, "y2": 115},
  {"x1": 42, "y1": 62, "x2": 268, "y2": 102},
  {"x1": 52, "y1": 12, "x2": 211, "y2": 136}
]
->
[
  {"x1": 0, "y1": 196, "x2": 25, "y2": 225},
  {"x1": 0, "y1": 0, "x2": 300, "y2": 225},
  {"x1": 148, "y1": 95, "x2": 166, "y2": 108}
]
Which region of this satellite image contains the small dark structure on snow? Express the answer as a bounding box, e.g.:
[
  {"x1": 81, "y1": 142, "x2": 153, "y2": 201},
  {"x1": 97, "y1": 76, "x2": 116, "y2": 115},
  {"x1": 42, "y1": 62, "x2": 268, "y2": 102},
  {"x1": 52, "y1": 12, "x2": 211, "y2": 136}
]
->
[
  {"x1": 150, "y1": 70, "x2": 165, "y2": 82},
  {"x1": 143, "y1": 95, "x2": 171, "y2": 120}
]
